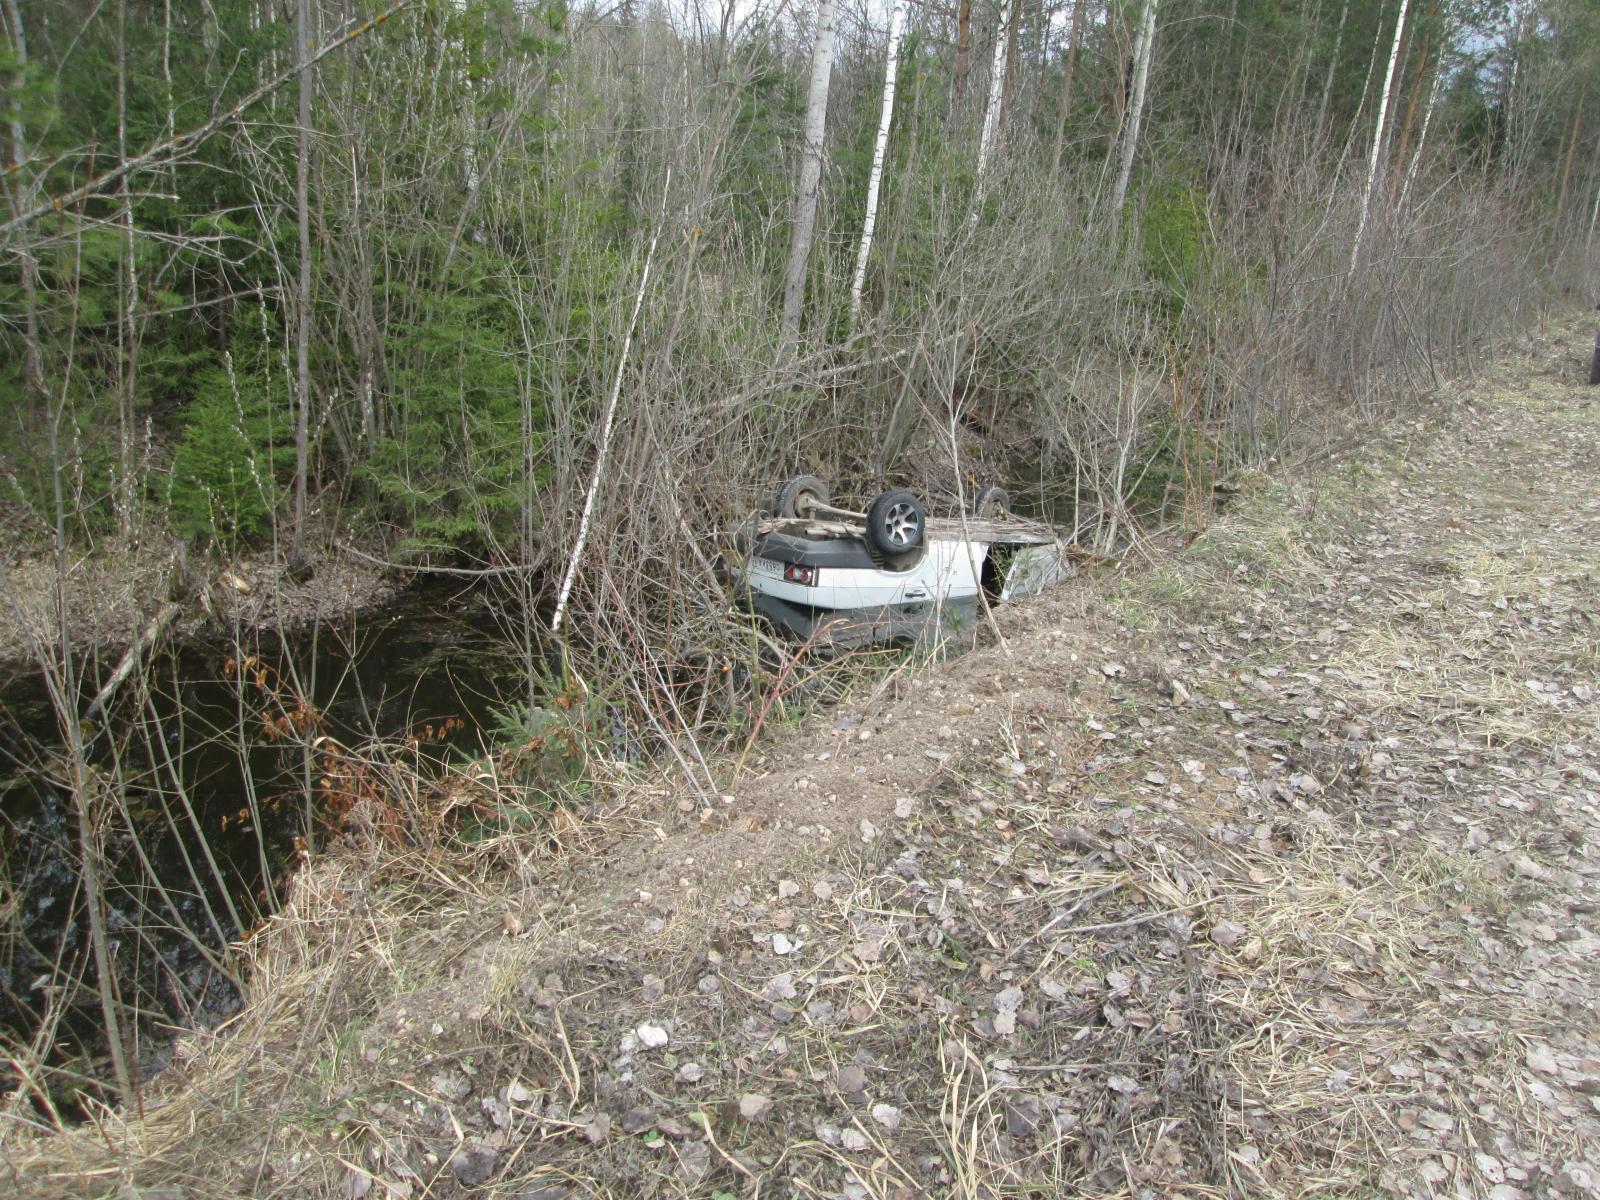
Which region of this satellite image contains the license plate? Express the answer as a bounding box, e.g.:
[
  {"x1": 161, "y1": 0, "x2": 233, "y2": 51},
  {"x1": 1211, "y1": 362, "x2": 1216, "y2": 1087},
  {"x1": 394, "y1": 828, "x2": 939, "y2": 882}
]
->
[{"x1": 751, "y1": 556, "x2": 784, "y2": 578}]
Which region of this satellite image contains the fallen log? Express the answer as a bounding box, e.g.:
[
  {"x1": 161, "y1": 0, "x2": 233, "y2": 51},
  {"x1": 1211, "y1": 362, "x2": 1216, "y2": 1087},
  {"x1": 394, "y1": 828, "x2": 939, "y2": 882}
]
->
[{"x1": 83, "y1": 602, "x2": 182, "y2": 721}]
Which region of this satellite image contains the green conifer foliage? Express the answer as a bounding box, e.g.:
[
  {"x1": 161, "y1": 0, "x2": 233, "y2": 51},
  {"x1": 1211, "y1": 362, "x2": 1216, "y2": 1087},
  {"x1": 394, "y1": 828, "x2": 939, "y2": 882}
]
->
[
  {"x1": 168, "y1": 311, "x2": 287, "y2": 545},
  {"x1": 361, "y1": 257, "x2": 536, "y2": 553}
]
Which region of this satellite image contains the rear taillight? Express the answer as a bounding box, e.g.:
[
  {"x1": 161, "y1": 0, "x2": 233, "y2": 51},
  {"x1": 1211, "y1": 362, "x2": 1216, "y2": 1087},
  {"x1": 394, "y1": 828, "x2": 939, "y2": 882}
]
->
[{"x1": 784, "y1": 563, "x2": 817, "y2": 586}]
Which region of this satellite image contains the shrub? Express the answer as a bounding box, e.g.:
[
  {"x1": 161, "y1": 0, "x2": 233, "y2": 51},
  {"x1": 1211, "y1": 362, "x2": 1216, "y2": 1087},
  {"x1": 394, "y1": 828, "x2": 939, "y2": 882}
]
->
[{"x1": 167, "y1": 349, "x2": 285, "y2": 546}]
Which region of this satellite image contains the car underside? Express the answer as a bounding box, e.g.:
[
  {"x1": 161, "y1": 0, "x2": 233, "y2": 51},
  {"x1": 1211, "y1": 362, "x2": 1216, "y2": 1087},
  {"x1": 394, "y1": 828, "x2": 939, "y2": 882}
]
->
[{"x1": 734, "y1": 478, "x2": 1066, "y2": 648}]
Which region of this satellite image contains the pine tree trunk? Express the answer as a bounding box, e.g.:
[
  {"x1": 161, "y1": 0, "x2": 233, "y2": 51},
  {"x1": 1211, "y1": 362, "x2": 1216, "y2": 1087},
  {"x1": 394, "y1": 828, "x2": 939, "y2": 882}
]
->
[
  {"x1": 781, "y1": 0, "x2": 839, "y2": 348},
  {"x1": 1050, "y1": 0, "x2": 1087, "y2": 174},
  {"x1": 1390, "y1": 13, "x2": 1433, "y2": 184},
  {"x1": 1109, "y1": 0, "x2": 1157, "y2": 232},
  {"x1": 1349, "y1": 0, "x2": 1410, "y2": 272},
  {"x1": 850, "y1": 1, "x2": 905, "y2": 326},
  {"x1": 1000, "y1": 0, "x2": 1023, "y2": 132}
]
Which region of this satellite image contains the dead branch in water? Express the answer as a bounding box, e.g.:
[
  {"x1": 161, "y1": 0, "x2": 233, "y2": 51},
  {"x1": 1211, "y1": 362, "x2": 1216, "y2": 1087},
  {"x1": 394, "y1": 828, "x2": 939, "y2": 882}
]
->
[{"x1": 83, "y1": 602, "x2": 182, "y2": 721}]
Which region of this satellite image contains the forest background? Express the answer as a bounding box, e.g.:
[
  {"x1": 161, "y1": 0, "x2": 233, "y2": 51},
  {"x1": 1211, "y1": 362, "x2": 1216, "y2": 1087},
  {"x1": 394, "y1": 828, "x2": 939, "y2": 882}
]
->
[
  {"x1": 4, "y1": 0, "x2": 1597, "y2": 622},
  {"x1": 3, "y1": 0, "x2": 1600, "y2": 1138}
]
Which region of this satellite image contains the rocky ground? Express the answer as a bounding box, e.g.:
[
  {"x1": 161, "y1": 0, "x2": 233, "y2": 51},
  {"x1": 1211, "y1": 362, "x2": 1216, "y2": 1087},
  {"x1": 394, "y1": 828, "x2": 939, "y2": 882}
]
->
[{"x1": 11, "y1": 314, "x2": 1600, "y2": 1198}]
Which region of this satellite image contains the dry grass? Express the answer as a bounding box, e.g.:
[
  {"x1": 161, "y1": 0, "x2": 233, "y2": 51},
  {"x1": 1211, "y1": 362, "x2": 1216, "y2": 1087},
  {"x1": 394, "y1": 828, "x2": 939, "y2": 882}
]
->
[{"x1": 7, "y1": 315, "x2": 1600, "y2": 1198}]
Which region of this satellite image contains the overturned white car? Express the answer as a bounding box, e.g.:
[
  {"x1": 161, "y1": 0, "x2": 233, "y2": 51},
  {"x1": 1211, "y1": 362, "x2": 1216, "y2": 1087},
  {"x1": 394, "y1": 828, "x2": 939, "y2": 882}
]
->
[{"x1": 735, "y1": 476, "x2": 1070, "y2": 647}]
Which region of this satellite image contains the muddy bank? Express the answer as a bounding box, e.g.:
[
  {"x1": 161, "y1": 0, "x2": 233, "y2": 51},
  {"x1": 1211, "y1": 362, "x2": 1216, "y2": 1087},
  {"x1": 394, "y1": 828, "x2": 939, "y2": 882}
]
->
[{"x1": 0, "y1": 544, "x2": 400, "y2": 680}]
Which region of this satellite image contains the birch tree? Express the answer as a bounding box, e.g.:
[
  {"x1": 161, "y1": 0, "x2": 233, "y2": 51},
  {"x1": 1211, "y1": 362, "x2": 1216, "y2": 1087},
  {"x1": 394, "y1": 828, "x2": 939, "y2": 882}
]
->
[
  {"x1": 1399, "y1": 67, "x2": 1443, "y2": 209},
  {"x1": 1108, "y1": 0, "x2": 1158, "y2": 232},
  {"x1": 1587, "y1": 162, "x2": 1600, "y2": 261},
  {"x1": 1349, "y1": 0, "x2": 1411, "y2": 271},
  {"x1": 780, "y1": 0, "x2": 839, "y2": 347},
  {"x1": 975, "y1": 0, "x2": 1013, "y2": 197},
  {"x1": 850, "y1": 1, "x2": 905, "y2": 326}
]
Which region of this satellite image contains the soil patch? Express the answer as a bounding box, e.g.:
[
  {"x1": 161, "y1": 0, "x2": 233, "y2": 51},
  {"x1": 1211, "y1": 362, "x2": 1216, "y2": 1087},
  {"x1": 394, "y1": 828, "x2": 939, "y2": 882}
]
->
[{"x1": 0, "y1": 544, "x2": 397, "y2": 678}]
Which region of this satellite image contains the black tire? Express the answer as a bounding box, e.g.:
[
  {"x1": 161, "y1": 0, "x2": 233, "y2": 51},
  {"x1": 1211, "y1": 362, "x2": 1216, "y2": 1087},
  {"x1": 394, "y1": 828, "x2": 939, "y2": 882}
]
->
[
  {"x1": 865, "y1": 489, "x2": 926, "y2": 555},
  {"x1": 774, "y1": 475, "x2": 831, "y2": 519},
  {"x1": 971, "y1": 483, "x2": 1011, "y2": 519}
]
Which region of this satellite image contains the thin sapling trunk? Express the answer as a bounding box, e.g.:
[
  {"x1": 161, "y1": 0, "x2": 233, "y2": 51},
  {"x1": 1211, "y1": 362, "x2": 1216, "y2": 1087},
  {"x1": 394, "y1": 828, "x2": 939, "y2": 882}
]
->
[
  {"x1": 849, "y1": 1, "x2": 904, "y2": 327},
  {"x1": 1109, "y1": 0, "x2": 1157, "y2": 232},
  {"x1": 1350, "y1": 0, "x2": 1411, "y2": 271},
  {"x1": 975, "y1": 0, "x2": 1013, "y2": 204},
  {"x1": 780, "y1": 0, "x2": 839, "y2": 348}
]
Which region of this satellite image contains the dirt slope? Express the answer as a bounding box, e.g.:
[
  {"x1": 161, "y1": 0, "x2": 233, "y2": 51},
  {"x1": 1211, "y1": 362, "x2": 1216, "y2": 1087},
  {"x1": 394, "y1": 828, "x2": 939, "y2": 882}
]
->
[{"x1": 14, "y1": 315, "x2": 1600, "y2": 1198}]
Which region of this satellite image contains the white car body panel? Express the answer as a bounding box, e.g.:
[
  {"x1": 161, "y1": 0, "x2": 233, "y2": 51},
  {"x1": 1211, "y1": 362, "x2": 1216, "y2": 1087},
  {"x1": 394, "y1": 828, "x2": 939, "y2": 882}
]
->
[{"x1": 744, "y1": 537, "x2": 990, "y2": 610}]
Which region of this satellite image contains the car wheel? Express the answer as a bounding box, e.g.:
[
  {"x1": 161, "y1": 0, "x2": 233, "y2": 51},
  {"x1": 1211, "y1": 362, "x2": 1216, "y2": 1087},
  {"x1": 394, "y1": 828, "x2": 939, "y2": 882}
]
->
[
  {"x1": 866, "y1": 489, "x2": 926, "y2": 555},
  {"x1": 972, "y1": 483, "x2": 1011, "y2": 519},
  {"x1": 774, "y1": 475, "x2": 831, "y2": 519}
]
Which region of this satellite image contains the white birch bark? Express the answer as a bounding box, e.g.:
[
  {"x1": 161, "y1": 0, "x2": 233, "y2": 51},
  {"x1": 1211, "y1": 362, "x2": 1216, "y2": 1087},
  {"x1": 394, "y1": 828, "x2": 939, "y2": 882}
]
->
[
  {"x1": 1337, "y1": 0, "x2": 1388, "y2": 166},
  {"x1": 974, "y1": 0, "x2": 1012, "y2": 191},
  {"x1": 1585, "y1": 162, "x2": 1600, "y2": 262},
  {"x1": 1399, "y1": 66, "x2": 1442, "y2": 210},
  {"x1": 849, "y1": 1, "x2": 904, "y2": 327},
  {"x1": 780, "y1": 0, "x2": 839, "y2": 347},
  {"x1": 550, "y1": 177, "x2": 668, "y2": 639},
  {"x1": 1349, "y1": 0, "x2": 1410, "y2": 272},
  {"x1": 1109, "y1": 0, "x2": 1158, "y2": 232}
]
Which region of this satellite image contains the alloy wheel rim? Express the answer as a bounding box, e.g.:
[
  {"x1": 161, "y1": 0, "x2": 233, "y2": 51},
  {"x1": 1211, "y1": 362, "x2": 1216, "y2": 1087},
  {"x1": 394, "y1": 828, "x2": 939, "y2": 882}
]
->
[{"x1": 882, "y1": 502, "x2": 919, "y2": 546}]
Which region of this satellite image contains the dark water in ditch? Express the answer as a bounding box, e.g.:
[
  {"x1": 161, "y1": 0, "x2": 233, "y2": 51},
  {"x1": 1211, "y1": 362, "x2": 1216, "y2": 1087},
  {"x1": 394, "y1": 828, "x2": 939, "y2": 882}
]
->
[
  {"x1": 0, "y1": 521, "x2": 1071, "y2": 1101},
  {"x1": 0, "y1": 585, "x2": 533, "y2": 1093}
]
